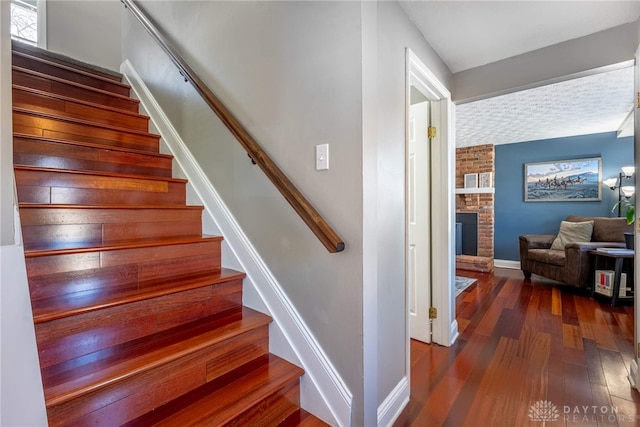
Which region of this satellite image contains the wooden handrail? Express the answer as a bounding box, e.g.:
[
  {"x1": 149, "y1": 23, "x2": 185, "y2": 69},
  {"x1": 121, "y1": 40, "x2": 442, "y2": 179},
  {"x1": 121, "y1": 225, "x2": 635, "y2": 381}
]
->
[{"x1": 122, "y1": 0, "x2": 344, "y2": 253}]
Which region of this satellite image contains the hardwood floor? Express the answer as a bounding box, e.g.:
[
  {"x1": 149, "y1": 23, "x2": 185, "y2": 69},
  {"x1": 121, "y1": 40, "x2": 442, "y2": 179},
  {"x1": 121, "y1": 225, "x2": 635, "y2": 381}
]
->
[{"x1": 394, "y1": 267, "x2": 640, "y2": 426}]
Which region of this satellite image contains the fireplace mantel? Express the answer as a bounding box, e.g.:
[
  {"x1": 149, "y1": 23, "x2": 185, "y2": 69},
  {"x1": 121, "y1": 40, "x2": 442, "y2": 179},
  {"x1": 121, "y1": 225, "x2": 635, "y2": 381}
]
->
[{"x1": 455, "y1": 188, "x2": 495, "y2": 194}]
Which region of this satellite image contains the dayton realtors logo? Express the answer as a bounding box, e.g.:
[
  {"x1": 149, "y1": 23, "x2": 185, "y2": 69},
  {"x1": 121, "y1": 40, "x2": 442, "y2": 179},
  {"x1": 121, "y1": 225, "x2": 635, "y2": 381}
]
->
[
  {"x1": 528, "y1": 401, "x2": 637, "y2": 424},
  {"x1": 528, "y1": 401, "x2": 559, "y2": 423}
]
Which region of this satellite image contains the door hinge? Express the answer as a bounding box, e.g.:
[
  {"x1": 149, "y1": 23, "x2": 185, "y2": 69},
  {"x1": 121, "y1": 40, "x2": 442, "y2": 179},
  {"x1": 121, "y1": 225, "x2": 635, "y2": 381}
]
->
[
  {"x1": 427, "y1": 126, "x2": 436, "y2": 139},
  {"x1": 429, "y1": 307, "x2": 438, "y2": 319},
  {"x1": 636, "y1": 92, "x2": 640, "y2": 109}
]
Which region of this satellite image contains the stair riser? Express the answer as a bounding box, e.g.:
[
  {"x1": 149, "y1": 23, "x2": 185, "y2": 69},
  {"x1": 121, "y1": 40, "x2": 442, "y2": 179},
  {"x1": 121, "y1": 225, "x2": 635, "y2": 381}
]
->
[
  {"x1": 20, "y1": 207, "x2": 202, "y2": 228},
  {"x1": 26, "y1": 239, "x2": 221, "y2": 277},
  {"x1": 12, "y1": 52, "x2": 131, "y2": 96},
  {"x1": 13, "y1": 110, "x2": 160, "y2": 152},
  {"x1": 14, "y1": 136, "x2": 173, "y2": 178},
  {"x1": 15, "y1": 170, "x2": 186, "y2": 205},
  {"x1": 29, "y1": 264, "x2": 139, "y2": 301},
  {"x1": 13, "y1": 87, "x2": 149, "y2": 131},
  {"x1": 45, "y1": 326, "x2": 269, "y2": 427},
  {"x1": 36, "y1": 280, "x2": 245, "y2": 369},
  {"x1": 28, "y1": 265, "x2": 243, "y2": 302},
  {"x1": 223, "y1": 380, "x2": 301, "y2": 427},
  {"x1": 17, "y1": 184, "x2": 186, "y2": 206},
  {"x1": 13, "y1": 68, "x2": 139, "y2": 112},
  {"x1": 22, "y1": 220, "x2": 203, "y2": 251}
]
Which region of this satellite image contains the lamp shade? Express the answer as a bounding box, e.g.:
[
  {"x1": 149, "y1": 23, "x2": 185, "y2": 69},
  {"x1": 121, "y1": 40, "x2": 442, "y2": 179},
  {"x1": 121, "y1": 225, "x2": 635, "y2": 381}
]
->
[
  {"x1": 621, "y1": 186, "x2": 635, "y2": 198},
  {"x1": 622, "y1": 166, "x2": 635, "y2": 177},
  {"x1": 603, "y1": 178, "x2": 618, "y2": 188}
]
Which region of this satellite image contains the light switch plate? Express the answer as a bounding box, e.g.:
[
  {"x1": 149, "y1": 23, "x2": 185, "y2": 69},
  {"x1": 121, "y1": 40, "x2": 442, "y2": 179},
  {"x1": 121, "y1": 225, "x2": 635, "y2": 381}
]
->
[{"x1": 316, "y1": 144, "x2": 329, "y2": 170}]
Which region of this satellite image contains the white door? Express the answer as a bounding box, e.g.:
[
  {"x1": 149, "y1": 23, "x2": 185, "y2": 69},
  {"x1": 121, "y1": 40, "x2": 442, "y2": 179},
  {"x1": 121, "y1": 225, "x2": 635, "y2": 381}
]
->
[{"x1": 408, "y1": 97, "x2": 431, "y2": 343}]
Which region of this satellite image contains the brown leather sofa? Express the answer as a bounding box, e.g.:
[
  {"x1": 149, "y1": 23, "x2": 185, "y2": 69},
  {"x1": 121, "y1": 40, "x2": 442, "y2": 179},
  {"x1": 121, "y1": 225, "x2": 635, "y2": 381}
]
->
[{"x1": 519, "y1": 215, "x2": 632, "y2": 288}]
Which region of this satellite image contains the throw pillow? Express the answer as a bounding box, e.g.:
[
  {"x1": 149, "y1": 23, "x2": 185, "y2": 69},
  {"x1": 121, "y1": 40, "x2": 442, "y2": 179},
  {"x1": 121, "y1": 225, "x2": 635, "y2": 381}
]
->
[{"x1": 550, "y1": 220, "x2": 594, "y2": 250}]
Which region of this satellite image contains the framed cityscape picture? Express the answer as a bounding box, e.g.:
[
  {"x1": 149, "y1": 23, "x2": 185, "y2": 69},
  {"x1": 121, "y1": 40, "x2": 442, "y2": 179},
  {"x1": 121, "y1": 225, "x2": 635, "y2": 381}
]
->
[{"x1": 524, "y1": 157, "x2": 601, "y2": 202}]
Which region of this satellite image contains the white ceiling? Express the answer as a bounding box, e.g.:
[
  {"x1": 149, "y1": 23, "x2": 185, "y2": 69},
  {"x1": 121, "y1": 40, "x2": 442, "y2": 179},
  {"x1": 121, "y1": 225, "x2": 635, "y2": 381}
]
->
[
  {"x1": 455, "y1": 65, "x2": 635, "y2": 147},
  {"x1": 398, "y1": 1, "x2": 640, "y2": 147}
]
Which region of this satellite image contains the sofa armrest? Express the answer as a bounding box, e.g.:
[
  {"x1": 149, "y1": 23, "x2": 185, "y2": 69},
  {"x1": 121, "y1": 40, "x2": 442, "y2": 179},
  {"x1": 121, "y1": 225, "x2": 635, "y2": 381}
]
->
[
  {"x1": 519, "y1": 235, "x2": 556, "y2": 273},
  {"x1": 519, "y1": 234, "x2": 556, "y2": 249},
  {"x1": 564, "y1": 241, "x2": 627, "y2": 287}
]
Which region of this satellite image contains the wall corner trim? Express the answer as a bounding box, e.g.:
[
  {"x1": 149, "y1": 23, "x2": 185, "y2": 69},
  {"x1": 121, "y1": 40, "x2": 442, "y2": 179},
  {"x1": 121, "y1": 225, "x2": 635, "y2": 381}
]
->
[
  {"x1": 120, "y1": 59, "x2": 352, "y2": 427},
  {"x1": 377, "y1": 376, "x2": 409, "y2": 427}
]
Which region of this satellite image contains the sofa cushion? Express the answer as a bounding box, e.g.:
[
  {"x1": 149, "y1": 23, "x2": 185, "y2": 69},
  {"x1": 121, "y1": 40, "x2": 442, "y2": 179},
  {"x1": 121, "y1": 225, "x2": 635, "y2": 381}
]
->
[
  {"x1": 566, "y1": 215, "x2": 631, "y2": 242},
  {"x1": 528, "y1": 249, "x2": 566, "y2": 267},
  {"x1": 550, "y1": 220, "x2": 594, "y2": 250}
]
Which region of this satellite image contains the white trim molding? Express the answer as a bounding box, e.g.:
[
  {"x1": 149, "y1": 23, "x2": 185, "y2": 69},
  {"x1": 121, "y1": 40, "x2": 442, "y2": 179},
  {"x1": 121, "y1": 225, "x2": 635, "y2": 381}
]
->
[
  {"x1": 406, "y1": 49, "x2": 456, "y2": 349},
  {"x1": 494, "y1": 259, "x2": 521, "y2": 270},
  {"x1": 121, "y1": 59, "x2": 352, "y2": 427},
  {"x1": 377, "y1": 377, "x2": 409, "y2": 427}
]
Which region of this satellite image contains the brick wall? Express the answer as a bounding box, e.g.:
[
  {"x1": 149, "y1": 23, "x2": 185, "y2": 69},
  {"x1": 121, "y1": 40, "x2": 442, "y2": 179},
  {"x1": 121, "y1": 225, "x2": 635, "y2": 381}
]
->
[{"x1": 456, "y1": 144, "x2": 494, "y2": 259}]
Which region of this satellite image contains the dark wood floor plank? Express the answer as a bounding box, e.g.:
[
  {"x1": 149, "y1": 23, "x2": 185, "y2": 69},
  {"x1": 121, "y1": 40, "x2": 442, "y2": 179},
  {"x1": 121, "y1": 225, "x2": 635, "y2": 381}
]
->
[{"x1": 394, "y1": 268, "x2": 639, "y2": 427}]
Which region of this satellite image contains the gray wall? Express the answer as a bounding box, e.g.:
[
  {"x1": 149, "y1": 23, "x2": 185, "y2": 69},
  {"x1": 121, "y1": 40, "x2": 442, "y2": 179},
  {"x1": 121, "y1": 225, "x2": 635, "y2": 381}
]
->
[
  {"x1": 1, "y1": 0, "x2": 13, "y2": 246},
  {"x1": 123, "y1": 1, "x2": 367, "y2": 422},
  {"x1": 1, "y1": 2, "x2": 48, "y2": 424},
  {"x1": 454, "y1": 20, "x2": 640, "y2": 103},
  {"x1": 46, "y1": 0, "x2": 122, "y2": 71},
  {"x1": 375, "y1": 0, "x2": 451, "y2": 407},
  {"x1": 122, "y1": 1, "x2": 452, "y2": 423}
]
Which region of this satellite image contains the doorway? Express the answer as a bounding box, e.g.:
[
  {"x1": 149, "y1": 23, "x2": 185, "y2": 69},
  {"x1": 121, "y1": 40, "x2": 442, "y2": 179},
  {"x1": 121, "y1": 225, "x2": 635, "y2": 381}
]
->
[
  {"x1": 407, "y1": 91, "x2": 432, "y2": 343},
  {"x1": 404, "y1": 48, "x2": 456, "y2": 363}
]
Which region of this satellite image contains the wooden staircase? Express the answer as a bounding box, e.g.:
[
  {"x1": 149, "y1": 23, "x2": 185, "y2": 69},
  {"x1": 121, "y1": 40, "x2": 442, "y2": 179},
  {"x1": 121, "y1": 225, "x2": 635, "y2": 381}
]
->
[{"x1": 12, "y1": 41, "x2": 326, "y2": 427}]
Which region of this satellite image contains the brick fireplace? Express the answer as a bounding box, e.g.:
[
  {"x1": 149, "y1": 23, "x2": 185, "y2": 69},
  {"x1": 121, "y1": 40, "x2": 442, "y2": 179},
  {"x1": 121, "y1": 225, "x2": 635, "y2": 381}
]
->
[{"x1": 456, "y1": 144, "x2": 495, "y2": 272}]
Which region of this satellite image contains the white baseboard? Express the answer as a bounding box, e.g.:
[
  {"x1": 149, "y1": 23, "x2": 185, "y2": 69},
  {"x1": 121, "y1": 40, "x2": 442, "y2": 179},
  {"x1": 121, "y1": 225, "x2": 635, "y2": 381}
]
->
[
  {"x1": 630, "y1": 359, "x2": 640, "y2": 390},
  {"x1": 494, "y1": 259, "x2": 521, "y2": 270},
  {"x1": 377, "y1": 377, "x2": 409, "y2": 427},
  {"x1": 449, "y1": 319, "x2": 460, "y2": 346},
  {"x1": 121, "y1": 59, "x2": 351, "y2": 427}
]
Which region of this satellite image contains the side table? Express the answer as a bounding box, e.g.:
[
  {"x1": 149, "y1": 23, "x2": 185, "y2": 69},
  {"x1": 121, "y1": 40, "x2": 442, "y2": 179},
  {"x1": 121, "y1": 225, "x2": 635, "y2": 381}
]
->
[{"x1": 589, "y1": 248, "x2": 634, "y2": 306}]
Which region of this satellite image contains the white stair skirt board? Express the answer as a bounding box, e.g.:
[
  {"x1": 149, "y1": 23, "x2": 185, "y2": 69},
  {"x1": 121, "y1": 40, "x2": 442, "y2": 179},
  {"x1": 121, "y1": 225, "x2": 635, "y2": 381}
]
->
[{"x1": 121, "y1": 59, "x2": 351, "y2": 427}]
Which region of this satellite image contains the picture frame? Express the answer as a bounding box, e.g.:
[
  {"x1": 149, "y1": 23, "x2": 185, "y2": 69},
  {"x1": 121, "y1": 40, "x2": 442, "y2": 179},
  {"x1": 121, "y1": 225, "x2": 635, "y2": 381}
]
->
[
  {"x1": 464, "y1": 173, "x2": 478, "y2": 189},
  {"x1": 524, "y1": 157, "x2": 602, "y2": 202},
  {"x1": 479, "y1": 172, "x2": 492, "y2": 188}
]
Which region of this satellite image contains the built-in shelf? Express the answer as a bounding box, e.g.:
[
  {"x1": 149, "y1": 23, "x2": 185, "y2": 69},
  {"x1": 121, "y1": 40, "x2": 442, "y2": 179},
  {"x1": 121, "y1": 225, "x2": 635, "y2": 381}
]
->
[{"x1": 455, "y1": 187, "x2": 495, "y2": 194}]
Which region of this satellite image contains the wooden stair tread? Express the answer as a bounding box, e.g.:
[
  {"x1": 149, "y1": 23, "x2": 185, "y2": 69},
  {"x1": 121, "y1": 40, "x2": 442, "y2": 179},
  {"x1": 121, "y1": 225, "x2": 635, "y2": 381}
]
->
[
  {"x1": 15, "y1": 164, "x2": 188, "y2": 184},
  {"x1": 13, "y1": 107, "x2": 160, "y2": 139},
  {"x1": 13, "y1": 43, "x2": 316, "y2": 424},
  {"x1": 19, "y1": 203, "x2": 203, "y2": 210},
  {"x1": 23, "y1": 233, "x2": 220, "y2": 257},
  {"x1": 12, "y1": 50, "x2": 131, "y2": 90},
  {"x1": 124, "y1": 354, "x2": 303, "y2": 427},
  {"x1": 41, "y1": 307, "x2": 272, "y2": 407},
  {"x1": 13, "y1": 133, "x2": 173, "y2": 160},
  {"x1": 12, "y1": 66, "x2": 138, "y2": 104},
  {"x1": 13, "y1": 85, "x2": 149, "y2": 120},
  {"x1": 279, "y1": 409, "x2": 330, "y2": 427},
  {"x1": 31, "y1": 268, "x2": 246, "y2": 323},
  {"x1": 12, "y1": 40, "x2": 123, "y2": 82}
]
